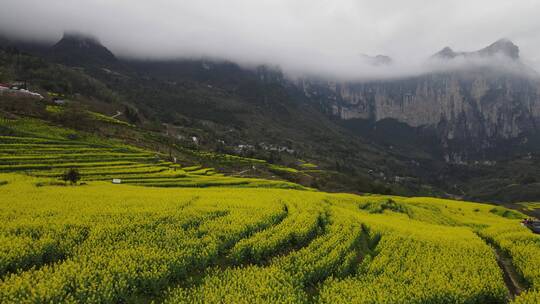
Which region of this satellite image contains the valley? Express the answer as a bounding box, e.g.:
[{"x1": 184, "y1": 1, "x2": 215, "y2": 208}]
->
[
  {"x1": 1, "y1": 3, "x2": 540, "y2": 302},
  {"x1": 2, "y1": 33, "x2": 539, "y2": 203},
  {"x1": 0, "y1": 88, "x2": 539, "y2": 303}
]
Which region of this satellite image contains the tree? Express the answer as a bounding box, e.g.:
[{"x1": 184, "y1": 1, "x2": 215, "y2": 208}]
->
[
  {"x1": 62, "y1": 168, "x2": 81, "y2": 185},
  {"x1": 124, "y1": 105, "x2": 141, "y2": 124},
  {"x1": 520, "y1": 174, "x2": 537, "y2": 185},
  {"x1": 56, "y1": 103, "x2": 92, "y2": 129}
]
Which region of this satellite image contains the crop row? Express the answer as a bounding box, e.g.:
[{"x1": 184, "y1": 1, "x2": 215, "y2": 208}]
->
[
  {"x1": 0, "y1": 152, "x2": 153, "y2": 161},
  {"x1": 0, "y1": 173, "x2": 534, "y2": 303},
  {"x1": 0, "y1": 185, "x2": 289, "y2": 303},
  {"x1": 0, "y1": 147, "x2": 137, "y2": 154},
  {"x1": 32, "y1": 163, "x2": 171, "y2": 177},
  {"x1": 163, "y1": 207, "x2": 369, "y2": 303},
  {"x1": 36, "y1": 166, "x2": 172, "y2": 178},
  {"x1": 228, "y1": 199, "x2": 326, "y2": 264},
  {"x1": 0, "y1": 161, "x2": 141, "y2": 172},
  {"x1": 126, "y1": 176, "x2": 306, "y2": 189},
  {"x1": 0, "y1": 156, "x2": 158, "y2": 167}
]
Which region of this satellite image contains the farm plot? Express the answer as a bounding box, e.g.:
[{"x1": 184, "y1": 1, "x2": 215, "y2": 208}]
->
[
  {"x1": 0, "y1": 175, "x2": 536, "y2": 303},
  {"x1": 0, "y1": 118, "x2": 304, "y2": 189}
]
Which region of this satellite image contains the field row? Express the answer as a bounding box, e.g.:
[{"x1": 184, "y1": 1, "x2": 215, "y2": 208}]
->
[
  {"x1": 0, "y1": 119, "x2": 302, "y2": 189},
  {"x1": 1, "y1": 175, "x2": 537, "y2": 303}
]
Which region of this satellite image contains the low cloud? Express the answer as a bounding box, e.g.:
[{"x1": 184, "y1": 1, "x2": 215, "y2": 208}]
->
[{"x1": 1, "y1": 0, "x2": 540, "y2": 80}]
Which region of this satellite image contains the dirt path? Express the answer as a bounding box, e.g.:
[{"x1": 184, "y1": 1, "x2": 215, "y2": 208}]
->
[
  {"x1": 490, "y1": 243, "x2": 527, "y2": 300},
  {"x1": 475, "y1": 232, "x2": 528, "y2": 301}
]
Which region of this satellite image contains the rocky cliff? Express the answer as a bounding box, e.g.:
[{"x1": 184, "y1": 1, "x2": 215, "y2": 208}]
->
[{"x1": 298, "y1": 40, "x2": 540, "y2": 162}]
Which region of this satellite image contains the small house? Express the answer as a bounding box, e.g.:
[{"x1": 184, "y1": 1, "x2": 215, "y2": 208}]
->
[
  {"x1": 10, "y1": 81, "x2": 27, "y2": 90},
  {"x1": 112, "y1": 178, "x2": 122, "y2": 184}
]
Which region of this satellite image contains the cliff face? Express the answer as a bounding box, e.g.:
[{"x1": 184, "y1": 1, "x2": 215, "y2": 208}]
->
[
  {"x1": 297, "y1": 40, "x2": 540, "y2": 162},
  {"x1": 323, "y1": 73, "x2": 539, "y2": 137}
]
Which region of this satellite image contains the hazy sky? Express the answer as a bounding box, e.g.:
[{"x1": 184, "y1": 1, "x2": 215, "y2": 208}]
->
[{"x1": 1, "y1": 0, "x2": 540, "y2": 79}]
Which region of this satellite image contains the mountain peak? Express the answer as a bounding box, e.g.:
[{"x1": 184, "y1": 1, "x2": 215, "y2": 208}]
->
[
  {"x1": 479, "y1": 38, "x2": 519, "y2": 59},
  {"x1": 51, "y1": 32, "x2": 117, "y2": 67},
  {"x1": 59, "y1": 32, "x2": 103, "y2": 48},
  {"x1": 361, "y1": 54, "x2": 393, "y2": 66},
  {"x1": 432, "y1": 39, "x2": 520, "y2": 60},
  {"x1": 433, "y1": 47, "x2": 459, "y2": 59}
]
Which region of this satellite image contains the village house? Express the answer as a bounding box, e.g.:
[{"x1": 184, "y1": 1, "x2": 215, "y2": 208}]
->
[
  {"x1": 0, "y1": 85, "x2": 9, "y2": 96},
  {"x1": 53, "y1": 97, "x2": 67, "y2": 105},
  {"x1": 0, "y1": 81, "x2": 44, "y2": 99},
  {"x1": 9, "y1": 81, "x2": 27, "y2": 90}
]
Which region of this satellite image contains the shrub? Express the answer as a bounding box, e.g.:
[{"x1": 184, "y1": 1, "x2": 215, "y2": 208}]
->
[
  {"x1": 489, "y1": 207, "x2": 523, "y2": 219},
  {"x1": 62, "y1": 168, "x2": 81, "y2": 185}
]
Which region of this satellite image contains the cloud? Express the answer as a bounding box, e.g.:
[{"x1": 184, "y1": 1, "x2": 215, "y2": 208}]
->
[{"x1": 1, "y1": 0, "x2": 540, "y2": 80}]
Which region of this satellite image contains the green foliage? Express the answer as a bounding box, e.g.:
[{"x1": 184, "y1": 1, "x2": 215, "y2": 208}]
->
[
  {"x1": 0, "y1": 49, "x2": 121, "y2": 103},
  {"x1": 45, "y1": 105, "x2": 63, "y2": 114},
  {"x1": 269, "y1": 164, "x2": 299, "y2": 174},
  {"x1": 87, "y1": 111, "x2": 133, "y2": 127},
  {"x1": 518, "y1": 202, "x2": 540, "y2": 211},
  {"x1": 519, "y1": 174, "x2": 538, "y2": 185},
  {"x1": 299, "y1": 162, "x2": 318, "y2": 169},
  {"x1": 489, "y1": 207, "x2": 524, "y2": 219},
  {"x1": 61, "y1": 168, "x2": 81, "y2": 185},
  {"x1": 359, "y1": 198, "x2": 409, "y2": 215},
  {"x1": 0, "y1": 118, "x2": 307, "y2": 190}
]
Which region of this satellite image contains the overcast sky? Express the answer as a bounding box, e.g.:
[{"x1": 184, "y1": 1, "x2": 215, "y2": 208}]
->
[{"x1": 1, "y1": 0, "x2": 540, "y2": 79}]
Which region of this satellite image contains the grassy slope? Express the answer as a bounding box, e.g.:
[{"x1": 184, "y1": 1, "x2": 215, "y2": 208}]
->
[
  {"x1": 2, "y1": 45, "x2": 540, "y2": 202},
  {"x1": 0, "y1": 117, "x2": 310, "y2": 190},
  {"x1": 0, "y1": 46, "x2": 421, "y2": 196},
  {"x1": 1, "y1": 111, "x2": 538, "y2": 303},
  {"x1": 1, "y1": 46, "x2": 540, "y2": 303}
]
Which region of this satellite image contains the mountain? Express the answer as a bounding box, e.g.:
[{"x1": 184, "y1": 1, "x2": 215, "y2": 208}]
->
[
  {"x1": 0, "y1": 36, "x2": 51, "y2": 55},
  {"x1": 361, "y1": 54, "x2": 393, "y2": 66},
  {"x1": 113, "y1": 58, "x2": 409, "y2": 193},
  {"x1": 50, "y1": 32, "x2": 119, "y2": 67},
  {"x1": 1, "y1": 34, "x2": 410, "y2": 195},
  {"x1": 1, "y1": 34, "x2": 539, "y2": 202},
  {"x1": 433, "y1": 38, "x2": 520, "y2": 60},
  {"x1": 302, "y1": 39, "x2": 540, "y2": 162},
  {"x1": 294, "y1": 39, "x2": 540, "y2": 202},
  {"x1": 478, "y1": 38, "x2": 520, "y2": 59}
]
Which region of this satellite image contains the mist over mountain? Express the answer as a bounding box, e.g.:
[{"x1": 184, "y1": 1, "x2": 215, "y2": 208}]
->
[
  {"x1": 2, "y1": 4, "x2": 540, "y2": 302},
  {"x1": 50, "y1": 32, "x2": 118, "y2": 67},
  {"x1": 6, "y1": 32, "x2": 540, "y2": 156},
  {"x1": 433, "y1": 39, "x2": 520, "y2": 60},
  {"x1": 1, "y1": 1, "x2": 540, "y2": 202},
  {"x1": 2, "y1": 0, "x2": 540, "y2": 80}
]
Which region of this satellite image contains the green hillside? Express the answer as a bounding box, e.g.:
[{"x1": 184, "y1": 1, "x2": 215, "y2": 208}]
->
[
  {"x1": 1, "y1": 50, "x2": 539, "y2": 303},
  {"x1": 0, "y1": 118, "x2": 306, "y2": 190},
  {"x1": 0, "y1": 45, "x2": 431, "y2": 197}
]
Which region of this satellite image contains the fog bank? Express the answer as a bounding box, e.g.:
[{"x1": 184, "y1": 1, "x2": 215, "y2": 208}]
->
[{"x1": 1, "y1": 0, "x2": 540, "y2": 80}]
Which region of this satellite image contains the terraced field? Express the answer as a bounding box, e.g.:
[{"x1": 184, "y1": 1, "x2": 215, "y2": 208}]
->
[
  {"x1": 0, "y1": 174, "x2": 539, "y2": 303},
  {"x1": 1, "y1": 118, "x2": 540, "y2": 303},
  {"x1": 0, "y1": 118, "x2": 306, "y2": 189}
]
